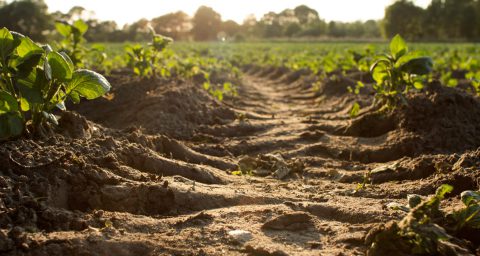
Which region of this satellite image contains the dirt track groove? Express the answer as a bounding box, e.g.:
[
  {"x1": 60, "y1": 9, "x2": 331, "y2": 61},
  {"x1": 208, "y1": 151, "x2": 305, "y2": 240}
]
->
[{"x1": 2, "y1": 68, "x2": 480, "y2": 255}]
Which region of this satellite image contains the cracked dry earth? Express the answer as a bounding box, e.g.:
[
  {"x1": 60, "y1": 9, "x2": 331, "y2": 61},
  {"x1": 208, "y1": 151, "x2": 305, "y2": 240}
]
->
[{"x1": 1, "y1": 67, "x2": 480, "y2": 256}]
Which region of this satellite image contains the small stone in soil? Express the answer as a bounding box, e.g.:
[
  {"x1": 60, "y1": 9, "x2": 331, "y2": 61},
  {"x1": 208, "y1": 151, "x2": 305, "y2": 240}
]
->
[
  {"x1": 262, "y1": 212, "x2": 313, "y2": 231},
  {"x1": 227, "y1": 229, "x2": 253, "y2": 244}
]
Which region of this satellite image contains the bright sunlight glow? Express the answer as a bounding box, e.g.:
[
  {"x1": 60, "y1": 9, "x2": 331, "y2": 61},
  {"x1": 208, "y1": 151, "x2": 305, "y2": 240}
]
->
[{"x1": 44, "y1": 0, "x2": 431, "y2": 26}]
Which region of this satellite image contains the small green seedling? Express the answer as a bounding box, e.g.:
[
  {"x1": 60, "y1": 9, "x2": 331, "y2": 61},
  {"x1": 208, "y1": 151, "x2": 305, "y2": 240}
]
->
[
  {"x1": 56, "y1": 20, "x2": 109, "y2": 71},
  {"x1": 349, "y1": 102, "x2": 361, "y2": 118},
  {"x1": 369, "y1": 185, "x2": 480, "y2": 255},
  {"x1": 55, "y1": 20, "x2": 89, "y2": 68},
  {"x1": 466, "y1": 71, "x2": 480, "y2": 95},
  {"x1": 0, "y1": 27, "x2": 110, "y2": 139},
  {"x1": 355, "y1": 170, "x2": 371, "y2": 191},
  {"x1": 203, "y1": 79, "x2": 237, "y2": 101},
  {"x1": 451, "y1": 190, "x2": 480, "y2": 230},
  {"x1": 370, "y1": 34, "x2": 433, "y2": 109},
  {"x1": 126, "y1": 28, "x2": 173, "y2": 78}
]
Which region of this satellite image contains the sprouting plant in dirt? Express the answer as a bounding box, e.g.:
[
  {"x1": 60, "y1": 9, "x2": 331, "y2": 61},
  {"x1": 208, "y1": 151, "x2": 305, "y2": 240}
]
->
[
  {"x1": 236, "y1": 112, "x2": 248, "y2": 123},
  {"x1": 367, "y1": 184, "x2": 480, "y2": 255},
  {"x1": 350, "y1": 45, "x2": 375, "y2": 73},
  {"x1": 370, "y1": 34, "x2": 433, "y2": 109},
  {"x1": 0, "y1": 27, "x2": 110, "y2": 139},
  {"x1": 125, "y1": 28, "x2": 173, "y2": 78},
  {"x1": 347, "y1": 81, "x2": 365, "y2": 117},
  {"x1": 466, "y1": 71, "x2": 480, "y2": 95},
  {"x1": 231, "y1": 169, "x2": 253, "y2": 176},
  {"x1": 440, "y1": 71, "x2": 458, "y2": 88},
  {"x1": 55, "y1": 20, "x2": 110, "y2": 71},
  {"x1": 203, "y1": 79, "x2": 237, "y2": 101},
  {"x1": 84, "y1": 44, "x2": 110, "y2": 73},
  {"x1": 449, "y1": 190, "x2": 480, "y2": 231},
  {"x1": 55, "y1": 20, "x2": 89, "y2": 68},
  {"x1": 355, "y1": 170, "x2": 371, "y2": 192}
]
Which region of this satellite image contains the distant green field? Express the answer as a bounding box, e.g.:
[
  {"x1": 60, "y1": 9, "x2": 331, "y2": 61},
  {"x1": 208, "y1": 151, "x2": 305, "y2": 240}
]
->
[
  {"x1": 95, "y1": 41, "x2": 479, "y2": 66},
  {"x1": 91, "y1": 41, "x2": 479, "y2": 93}
]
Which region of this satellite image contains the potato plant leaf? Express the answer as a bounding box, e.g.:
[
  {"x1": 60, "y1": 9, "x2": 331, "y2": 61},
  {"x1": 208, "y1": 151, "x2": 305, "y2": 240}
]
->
[
  {"x1": 0, "y1": 112, "x2": 23, "y2": 138},
  {"x1": 0, "y1": 27, "x2": 20, "y2": 62},
  {"x1": 350, "y1": 102, "x2": 360, "y2": 118},
  {"x1": 0, "y1": 90, "x2": 19, "y2": 114},
  {"x1": 16, "y1": 36, "x2": 43, "y2": 58},
  {"x1": 390, "y1": 34, "x2": 407, "y2": 60},
  {"x1": 73, "y1": 20, "x2": 88, "y2": 35},
  {"x1": 69, "y1": 91, "x2": 81, "y2": 104},
  {"x1": 47, "y1": 51, "x2": 73, "y2": 81},
  {"x1": 14, "y1": 53, "x2": 42, "y2": 77},
  {"x1": 44, "y1": 58, "x2": 52, "y2": 80},
  {"x1": 400, "y1": 57, "x2": 433, "y2": 76},
  {"x1": 59, "y1": 52, "x2": 74, "y2": 72},
  {"x1": 67, "y1": 69, "x2": 111, "y2": 100},
  {"x1": 55, "y1": 22, "x2": 72, "y2": 37},
  {"x1": 461, "y1": 191, "x2": 480, "y2": 207},
  {"x1": 453, "y1": 191, "x2": 480, "y2": 229},
  {"x1": 435, "y1": 184, "x2": 453, "y2": 200},
  {"x1": 371, "y1": 61, "x2": 389, "y2": 85}
]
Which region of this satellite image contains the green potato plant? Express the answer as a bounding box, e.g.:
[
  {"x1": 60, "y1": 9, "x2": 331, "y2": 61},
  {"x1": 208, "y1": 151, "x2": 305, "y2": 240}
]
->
[
  {"x1": 126, "y1": 29, "x2": 173, "y2": 78},
  {"x1": 56, "y1": 20, "x2": 110, "y2": 71},
  {"x1": 450, "y1": 190, "x2": 480, "y2": 230},
  {"x1": 0, "y1": 27, "x2": 110, "y2": 139},
  {"x1": 85, "y1": 43, "x2": 111, "y2": 74},
  {"x1": 368, "y1": 185, "x2": 480, "y2": 255},
  {"x1": 370, "y1": 34, "x2": 433, "y2": 109},
  {"x1": 466, "y1": 71, "x2": 480, "y2": 95},
  {"x1": 55, "y1": 20, "x2": 89, "y2": 68},
  {"x1": 203, "y1": 80, "x2": 237, "y2": 101}
]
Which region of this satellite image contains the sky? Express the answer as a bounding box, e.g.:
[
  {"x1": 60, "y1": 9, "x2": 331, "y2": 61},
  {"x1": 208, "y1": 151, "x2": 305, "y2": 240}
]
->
[{"x1": 43, "y1": 0, "x2": 432, "y2": 26}]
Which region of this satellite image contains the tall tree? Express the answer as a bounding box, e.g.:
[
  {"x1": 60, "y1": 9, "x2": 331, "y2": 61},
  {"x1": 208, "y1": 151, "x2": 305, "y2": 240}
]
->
[
  {"x1": 240, "y1": 14, "x2": 260, "y2": 38},
  {"x1": 298, "y1": 22, "x2": 327, "y2": 37},
  {"x1": 85, "y1": 20, "x2": 118, "y2": 42},
  {"x1": 328, "y1": 21, "x2": 346, "y2": 37},
  {"x1": 363, "y1": 20, "x2": 381, "y2": 38},
  {"x1": 477, "y1": 0, "x2": 480, "y2": 39},
  {"x1": 284, "y1": 23, "x2": 302, "y2": 37},
  {"x1": 123, "y1": 18, "x2": 150, "y2": 41},
  {"x1": 0, "y1": 0, "x2": 52, "y2": 41},
  {"x1": 383, "y1": 0, "x2": 425, "y2": 40},
  {"x1": 221, "y1": 20, "x2": 240, "y2": 38},
  {"x1": 191, "y1": 6, "x2": 221, "y2": 41},
  {"x1": 423, "y1": 0, "x2": 445, "y2": 39},
  {"x1": 151, "y1": 11, "x2": 190, "y2": 40},
  {"x1": 293, "y1": 5, "x2": 320, "y2": 25},
  {"x1": 442, "y1": 0, "x2": 476, "y2": 39},
  {"x1": 259, "y1": 12, "x2": 283, "y2": 38}
]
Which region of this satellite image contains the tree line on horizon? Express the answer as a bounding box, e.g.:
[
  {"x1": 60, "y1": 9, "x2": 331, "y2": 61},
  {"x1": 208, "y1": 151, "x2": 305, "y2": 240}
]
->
[{"x1": 0, "y1": 0, "x2": 479, "y2": 42}]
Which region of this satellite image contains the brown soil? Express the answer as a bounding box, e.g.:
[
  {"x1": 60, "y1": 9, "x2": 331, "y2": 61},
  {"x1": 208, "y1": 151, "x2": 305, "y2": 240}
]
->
[{"x1": 1, "y1": 67, "x2": 479, "y2": 255}]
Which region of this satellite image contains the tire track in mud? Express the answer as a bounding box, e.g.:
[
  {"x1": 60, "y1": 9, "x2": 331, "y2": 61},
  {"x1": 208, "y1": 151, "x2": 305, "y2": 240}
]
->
[
  {"x1": 174, "y1": 70, "x2": 413, "y2": 255},
  {"x1": 4, "y1": 69, "x2": 479, "y2": 255},
  {"x1": 181, "y1": 68, "x2": 479, "y2": 254}
]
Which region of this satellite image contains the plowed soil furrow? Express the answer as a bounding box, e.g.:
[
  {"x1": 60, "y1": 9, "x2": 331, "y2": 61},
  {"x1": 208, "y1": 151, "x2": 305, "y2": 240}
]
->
[
  {"x1": 2, "y1": 68, "x2": 480, "y2": 256},
  {"x1": 158, "y1": 72, "x2": 408, "y2": 255}
]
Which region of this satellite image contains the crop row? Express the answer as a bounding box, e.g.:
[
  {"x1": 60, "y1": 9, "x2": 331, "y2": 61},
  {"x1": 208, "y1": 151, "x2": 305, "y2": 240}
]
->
[{"x1": 2, "y1": 19, "x2": 480, "y2": 138}]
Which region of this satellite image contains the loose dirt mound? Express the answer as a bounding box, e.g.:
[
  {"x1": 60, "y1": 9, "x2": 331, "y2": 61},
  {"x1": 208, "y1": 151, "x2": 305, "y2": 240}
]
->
[
  {"x1": 71, "y1": 74, "x2": 235, "y2": 139},
  {"x1": 343, "y1": 82, "x2": 480, "y2": 162},
  {"x1": 1, "y1": 69, "x2": 479, "y2": 255},
  {"x1": 0, "y1": 109, "x2": 288, "y2": 254},
  {"x1": 398, "y1": 82, "x2": 480, "y2": 153}
]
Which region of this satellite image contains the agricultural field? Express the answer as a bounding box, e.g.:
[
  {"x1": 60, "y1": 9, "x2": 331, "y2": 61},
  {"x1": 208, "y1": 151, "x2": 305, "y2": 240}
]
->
[{"x1": 1, "y1": 20, "x2": 480, "y2": 256}]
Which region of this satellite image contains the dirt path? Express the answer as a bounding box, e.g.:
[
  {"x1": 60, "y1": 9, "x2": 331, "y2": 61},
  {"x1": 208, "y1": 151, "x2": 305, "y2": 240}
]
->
[
  {"x1": 170, "y1": 71, "x2": 406, "y2": 255},
  {"x1": 2, "y1": 68, "x2": 479, "y2": 255}
]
